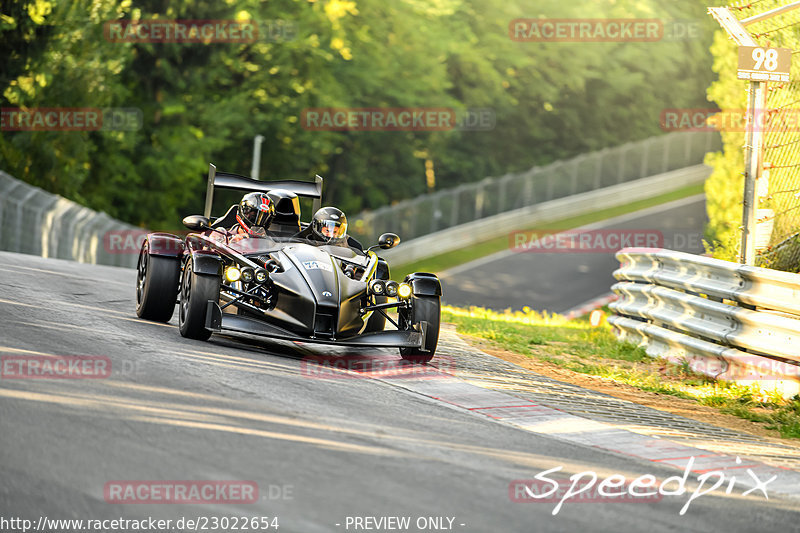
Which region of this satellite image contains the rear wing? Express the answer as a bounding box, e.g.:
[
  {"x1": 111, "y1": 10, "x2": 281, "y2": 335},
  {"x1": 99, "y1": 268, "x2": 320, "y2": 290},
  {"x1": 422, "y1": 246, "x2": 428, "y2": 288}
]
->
[{"x1": 203, "y1": 163, "x2": 323, "y2": 218}]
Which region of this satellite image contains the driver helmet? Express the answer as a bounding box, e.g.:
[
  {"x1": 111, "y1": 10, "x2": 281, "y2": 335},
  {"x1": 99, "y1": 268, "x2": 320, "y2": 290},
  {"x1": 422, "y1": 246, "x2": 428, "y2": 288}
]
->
[
  {"x1": 237, "y1": 192, "x2": 276, "y2": 236},
  {"x1": 311, "y1": 207, "x2": 348, "y2": 244}
]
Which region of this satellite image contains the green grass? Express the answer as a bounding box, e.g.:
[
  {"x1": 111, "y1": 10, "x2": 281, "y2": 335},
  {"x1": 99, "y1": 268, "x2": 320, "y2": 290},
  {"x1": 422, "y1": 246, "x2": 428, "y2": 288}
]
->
[
  {"x1": 393, "y1": 183, "x2": 704, "y2": 280},
  {"x1": 443, "y1": 305, "x2": 800, "y2": 439}
]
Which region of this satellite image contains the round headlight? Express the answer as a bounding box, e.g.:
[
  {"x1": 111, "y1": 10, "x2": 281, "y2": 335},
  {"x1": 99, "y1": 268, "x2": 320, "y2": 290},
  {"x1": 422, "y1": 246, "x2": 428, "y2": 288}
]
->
[
  {"x1": 397, "y1": 282, "x2": 412, "y2": 299},
  {"x1": 241, "y1": 267, "x2": 254, "y2": 283},
  {"x1": 385, "y1": 281, "x2": 399, "y2": 297},
  {"x1": 254, "y1": 268, "x2": 268, "y2": 284},
  {"x1": 224, "y1": 266, "x2": 241, "y2": 283},
  {"x1": 369, "y1": 279, "x2": 386, "y2": 295}
]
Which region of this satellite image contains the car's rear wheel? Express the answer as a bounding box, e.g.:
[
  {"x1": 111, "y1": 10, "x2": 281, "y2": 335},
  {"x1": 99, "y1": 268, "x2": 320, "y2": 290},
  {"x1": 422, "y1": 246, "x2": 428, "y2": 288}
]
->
[
  {"x1": 135, "y1": 244, "x2": 180, "y2": 322},
  {"x1": 399, "y1": 295, "x2": 440, "y2": 363},
  {"x1": 178, "y1": 258, "x2": 220, "y2": 340}
]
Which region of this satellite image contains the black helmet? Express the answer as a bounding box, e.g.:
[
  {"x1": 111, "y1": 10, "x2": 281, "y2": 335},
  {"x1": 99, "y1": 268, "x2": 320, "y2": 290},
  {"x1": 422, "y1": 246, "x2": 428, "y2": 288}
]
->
[
  {"x1": 311, "y1": 207, "x2": 348, "y2": 243},
  {"x1": 237, "y1": 192, "x2": 276, "y2": 235}
]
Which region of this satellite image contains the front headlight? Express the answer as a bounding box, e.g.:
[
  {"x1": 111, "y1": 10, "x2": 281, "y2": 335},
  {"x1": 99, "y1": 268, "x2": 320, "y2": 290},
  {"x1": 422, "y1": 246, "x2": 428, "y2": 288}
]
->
[
  {"x1": 397, "y1": 282, "x2": 412, "y2": 299},
  {"x1": 224, "y1": 266, "x2": 241, "y2": 282},
  {"x1": 369, "y1": 279, "x2": 386, "y2": 295},
  {"x1": 385, "y1": 280, "x2": 399, "y2": 297}
]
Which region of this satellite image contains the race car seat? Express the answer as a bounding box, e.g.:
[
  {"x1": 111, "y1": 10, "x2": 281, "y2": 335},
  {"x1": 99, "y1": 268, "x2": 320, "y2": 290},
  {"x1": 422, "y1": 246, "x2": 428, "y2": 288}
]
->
[
  {"x1": 210, "y1": 190, "x2": 302, "y2": 236},
  {"x1": 267, "y1": 189, "x2": 302, "y2": 237},
  {"x1": 211, "y1": 205, "x2": 238, "y2": 229}
]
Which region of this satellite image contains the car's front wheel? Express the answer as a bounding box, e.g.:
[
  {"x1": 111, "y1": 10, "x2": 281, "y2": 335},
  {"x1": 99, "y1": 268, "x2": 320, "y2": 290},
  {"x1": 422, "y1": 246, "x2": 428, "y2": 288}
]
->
[
  {"x1": 135, "y1": 244, "x2": 180, "y2": 322},
  {"x1": 399, "y1": 295, "x2": 440, "y2": 363},
  {"x1": 178, "y1": 258, "x2": 220, "y2": 340}
]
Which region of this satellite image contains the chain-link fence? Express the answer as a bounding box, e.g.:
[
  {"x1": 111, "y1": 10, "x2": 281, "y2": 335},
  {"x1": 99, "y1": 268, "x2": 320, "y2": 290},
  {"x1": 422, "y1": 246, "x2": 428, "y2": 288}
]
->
[
  {"x1": 0, "y1": 170, "x2": 141, "y2": 268},
  {"x1": 349, "y1": 131, "x2": 720, "y2": 246},
  {"x1": 731, "y1": 2, "x2": 800, "y2": 270},
  {"x1": 1, "y1": 131, "x2": 717, "y2": 268}
]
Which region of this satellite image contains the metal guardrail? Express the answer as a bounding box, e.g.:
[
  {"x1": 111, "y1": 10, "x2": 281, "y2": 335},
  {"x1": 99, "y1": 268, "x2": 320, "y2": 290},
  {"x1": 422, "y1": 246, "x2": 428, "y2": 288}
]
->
[
  {"x1": 609, "y1": 248, "x2": 800, "y2": 397},
  {"x1": 350, "y1": 131, "x2": 721, "y2": 245},
  {"x1": 0, "y1": 171, "x2": 141, "y2": 268}
]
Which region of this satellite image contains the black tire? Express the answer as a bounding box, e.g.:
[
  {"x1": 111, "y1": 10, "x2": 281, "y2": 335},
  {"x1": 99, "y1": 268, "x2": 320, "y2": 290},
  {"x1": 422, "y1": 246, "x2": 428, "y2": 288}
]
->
[
  {"x1": 178, "y1": 258, "x2": 220, "y2": 340},
  {"x1": 135, "y1": 245, "x2": 180, "y2": 322},
  {"x1": 365, "y1": 295, "x2": 387, "y2": 332},
  {"x1": 399, "y1": 295, "x2": 440, "y2": 363}
]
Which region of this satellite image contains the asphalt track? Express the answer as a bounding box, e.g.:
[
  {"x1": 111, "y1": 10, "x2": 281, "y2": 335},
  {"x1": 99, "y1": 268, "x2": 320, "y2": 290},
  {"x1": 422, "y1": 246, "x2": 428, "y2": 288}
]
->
[
  {"x1": 1, "y1": 249, "x2": 799, "y2": 532},
  {"x1": 440, "y1": 194, "x2": 708, "y2": 313}
]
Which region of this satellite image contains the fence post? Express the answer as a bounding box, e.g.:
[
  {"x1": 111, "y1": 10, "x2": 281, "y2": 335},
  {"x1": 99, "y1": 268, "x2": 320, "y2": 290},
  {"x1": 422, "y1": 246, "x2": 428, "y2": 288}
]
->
[
  {"x1": 593, "y1": 151, "x2": 604, "y2": 190},
  {"x1": 450, "y1": 186, "x2": 462, "y2": 227},
  {"x1": 661, "y1": 135, "x2": 671, "y2": 173},
  {"x1": 640, "y1": 137, "x2": 652, "y2": 178},
  {"x1": 708, "y1": 6, "x2": 773, "y2": 265},
  {"x1": 617, "y1": 146, "x2": 629, "y2": 184},
  {"x1": 523, "y1": 168, "x2": 536, "y2": 205},
  {"x1": 431, "y1": 193, "x2": 441, "y2": 233},
  {"x1": 570, "y1": 156, "x2": 581, "y2": 194}
]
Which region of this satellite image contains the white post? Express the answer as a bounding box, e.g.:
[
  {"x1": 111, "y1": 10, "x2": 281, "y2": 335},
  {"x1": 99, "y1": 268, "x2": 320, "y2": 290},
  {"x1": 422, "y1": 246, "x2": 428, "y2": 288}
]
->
[
  {"x1": 251, "y1": 134, "x2": 265, "y2": 180},
  {"x1": 708, "y1": 6, "x2": 771, "y2": 265}
]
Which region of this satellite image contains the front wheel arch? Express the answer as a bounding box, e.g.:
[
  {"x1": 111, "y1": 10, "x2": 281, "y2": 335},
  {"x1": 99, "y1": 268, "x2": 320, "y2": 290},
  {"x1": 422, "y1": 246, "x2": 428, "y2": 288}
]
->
[
  {"x1": 178, "y1": 257, "x2": 221, "y2": 340},
  {"x1": 399, "y1": 295, "x2": 441, "y2": 363}
]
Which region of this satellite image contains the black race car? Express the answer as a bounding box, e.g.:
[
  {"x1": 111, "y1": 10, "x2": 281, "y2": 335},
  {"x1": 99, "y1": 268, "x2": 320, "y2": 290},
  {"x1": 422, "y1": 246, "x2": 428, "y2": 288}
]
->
[{"x1": 134, "y1": 164, "x2": 442, "y2": 363}]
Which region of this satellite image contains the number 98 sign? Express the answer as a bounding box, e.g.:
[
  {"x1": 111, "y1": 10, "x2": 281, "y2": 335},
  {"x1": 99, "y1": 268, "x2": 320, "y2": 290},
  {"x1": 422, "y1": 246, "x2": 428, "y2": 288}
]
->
[{"x1": 738, "y1": 46, "x2": 791, "y2": 82}]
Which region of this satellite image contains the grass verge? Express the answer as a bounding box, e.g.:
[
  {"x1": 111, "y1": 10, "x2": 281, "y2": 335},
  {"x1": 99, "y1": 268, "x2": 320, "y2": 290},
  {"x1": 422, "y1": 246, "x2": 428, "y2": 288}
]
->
[
  {"x1": 392, "y1": 182, "x2": 703, "y2": 280},
  {"x1": 443, "y1": 305, "x2": 800, "y2": 440}
]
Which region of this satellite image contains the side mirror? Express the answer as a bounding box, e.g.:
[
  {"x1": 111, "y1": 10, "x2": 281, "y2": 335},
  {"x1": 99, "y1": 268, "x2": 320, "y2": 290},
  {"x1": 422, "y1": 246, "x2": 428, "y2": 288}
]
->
[
  {"x1": 183, "y1": 215, "x2": 211, "y2": 231},
  {"x1": 377, "y1": 232, "x2": 400, "y2": 250}
]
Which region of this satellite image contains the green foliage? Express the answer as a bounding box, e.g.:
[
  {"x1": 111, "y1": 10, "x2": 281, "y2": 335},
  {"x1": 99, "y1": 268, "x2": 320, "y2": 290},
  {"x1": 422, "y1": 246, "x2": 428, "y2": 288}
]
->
[{"x1": 2, "y1": 0, "x2": 716, "y2": 230}]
